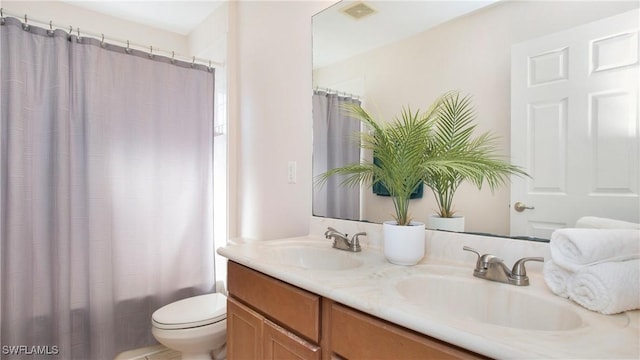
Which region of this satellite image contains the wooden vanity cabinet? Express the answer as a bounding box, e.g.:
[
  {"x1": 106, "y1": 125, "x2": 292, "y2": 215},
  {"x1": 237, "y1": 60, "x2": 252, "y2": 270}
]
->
[
  {"x1": 227, "y1": 261, "x2": 487, "y2": 360},
  {"x1": 227, "y1": 261, "x2": 321, "y2": 360}
]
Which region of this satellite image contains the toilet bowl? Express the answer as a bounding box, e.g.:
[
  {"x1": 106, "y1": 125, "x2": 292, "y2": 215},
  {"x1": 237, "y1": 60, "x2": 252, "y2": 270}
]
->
[{"x1": 151, "y1": 293, "x2": 227, "y2": 360}]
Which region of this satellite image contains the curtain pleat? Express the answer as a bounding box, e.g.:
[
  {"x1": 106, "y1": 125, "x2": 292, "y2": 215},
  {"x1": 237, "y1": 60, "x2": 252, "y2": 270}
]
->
[{"x1": 1, "y1": 17, "x2": 215, "y2": 360}]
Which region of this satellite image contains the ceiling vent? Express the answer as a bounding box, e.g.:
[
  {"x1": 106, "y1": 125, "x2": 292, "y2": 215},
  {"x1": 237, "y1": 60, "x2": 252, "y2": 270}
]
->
[{"x1": 341, "y1": 2, "x2": 377, "y2": 20}]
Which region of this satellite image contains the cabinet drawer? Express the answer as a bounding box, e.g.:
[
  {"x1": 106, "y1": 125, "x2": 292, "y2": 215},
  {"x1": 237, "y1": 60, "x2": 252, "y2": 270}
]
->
[
  {"x1": 329, "y1": 302, "x2": 487, "y2": 360},
  {"x1": 228, "y1": 261, "x2": 321, "y2": 343}
]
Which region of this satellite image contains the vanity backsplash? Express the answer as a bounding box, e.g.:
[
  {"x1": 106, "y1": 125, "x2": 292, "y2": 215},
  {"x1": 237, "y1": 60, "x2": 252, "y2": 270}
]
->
[{"x1": 309, "y1": 216, "x2": 551, "y2": 273}]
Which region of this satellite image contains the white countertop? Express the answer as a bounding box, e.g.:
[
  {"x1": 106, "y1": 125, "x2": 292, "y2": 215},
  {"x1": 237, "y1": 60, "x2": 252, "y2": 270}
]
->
[{"x1": 217, "y1": 229, "x2": 640, "y2": 359}]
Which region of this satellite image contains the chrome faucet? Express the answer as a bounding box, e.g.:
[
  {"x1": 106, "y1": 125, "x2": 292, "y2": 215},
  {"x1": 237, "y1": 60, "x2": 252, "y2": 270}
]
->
[
  {"x1": 462, "y1": 246, "x2": 543, "y2": 286},
  {"x1": 324, "y1": 227, "x2": 365, "y2": 252}
]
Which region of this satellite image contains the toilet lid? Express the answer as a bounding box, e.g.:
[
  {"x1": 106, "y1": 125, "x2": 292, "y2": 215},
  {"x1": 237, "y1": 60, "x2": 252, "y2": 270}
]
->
[{"x1": 152, "y1": 293, "x2": 227, "y2": 330}]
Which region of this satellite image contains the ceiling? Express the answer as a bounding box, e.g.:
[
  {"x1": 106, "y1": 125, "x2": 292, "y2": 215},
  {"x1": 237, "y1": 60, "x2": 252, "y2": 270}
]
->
[
  {"x1": 313, "y1": 0, "x2": 499, "y2": 68},
  {"x1": 62, "y1": 1, "x2": 225, "y2": 35},
  {"x1": 58, "y1": 0, "x2": 498, "y2": 62}
]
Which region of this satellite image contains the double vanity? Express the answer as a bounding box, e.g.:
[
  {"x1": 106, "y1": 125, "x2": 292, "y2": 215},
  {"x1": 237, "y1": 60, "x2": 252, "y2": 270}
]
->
[{"x1": 217, "y1": 219, "x2": 640, "y2": 359}]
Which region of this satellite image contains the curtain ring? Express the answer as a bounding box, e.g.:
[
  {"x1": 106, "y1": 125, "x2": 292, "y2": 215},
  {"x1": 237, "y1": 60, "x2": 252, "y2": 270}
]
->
[
  {"x1": 100, "y1": 34, "x2": 106, "y2": 48},
  {"x1": 125, "y1": 40, "x2": 132, "y2": 54},
  {"x1": 76, "y1": 27, "x2": 82, "y2": 42},
  {"x1": 1, "y1": 8, "x2": 5, "y2": 26},
  {"x1": 171, "y1": 51, "x2": 176, "y2": 64},
  {"x1": 46, "y1": 20, "x2": 54, "y2": 36},
  {"x1": 22, "y1": 14, "x2": 29, "y2": 31},
  {"x1": 191, "y1": 56, "x2": 195, "y2": 68},
  {"x1": 148, "y1": 45, "x2": 154, "y2": 59}
]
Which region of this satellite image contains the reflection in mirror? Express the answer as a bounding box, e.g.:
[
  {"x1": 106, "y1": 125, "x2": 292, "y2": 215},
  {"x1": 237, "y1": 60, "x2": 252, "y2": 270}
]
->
[
  {"x1": 312, "y1": 0, "x2": 640, "y2": 240},
  {"x1": 312, "y1": 90, "x2": 361, "y2": 221}
]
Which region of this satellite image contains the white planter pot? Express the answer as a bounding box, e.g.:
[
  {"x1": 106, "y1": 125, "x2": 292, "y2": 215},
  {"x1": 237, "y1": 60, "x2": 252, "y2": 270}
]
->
[
  {"x1": 383, "y1": 221, "x2": 425, "y2": 266},
  {"x1": 428, "y1": 215, "x2": 465, "y2": 232}
]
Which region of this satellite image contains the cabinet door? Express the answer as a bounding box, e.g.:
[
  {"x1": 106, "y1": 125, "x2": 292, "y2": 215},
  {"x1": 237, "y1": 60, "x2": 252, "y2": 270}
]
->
[
  {"x1": 227, "y1": 297, "x2": 263, "y2": 360},
  {"x1": 264, "y1": 319, "x2": 321, "y2": 360}
]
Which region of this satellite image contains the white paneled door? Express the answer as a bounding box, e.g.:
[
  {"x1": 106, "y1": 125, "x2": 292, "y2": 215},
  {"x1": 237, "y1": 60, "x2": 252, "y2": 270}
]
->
[{"x1": 511, "y1": 9, "x2": 639, "y2": 238}]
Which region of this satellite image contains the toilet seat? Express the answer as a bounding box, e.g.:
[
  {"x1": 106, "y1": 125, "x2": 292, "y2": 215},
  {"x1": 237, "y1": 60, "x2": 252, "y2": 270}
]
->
[{"x1": 152, "y1": 293, "x2": 227, "y2": 330}]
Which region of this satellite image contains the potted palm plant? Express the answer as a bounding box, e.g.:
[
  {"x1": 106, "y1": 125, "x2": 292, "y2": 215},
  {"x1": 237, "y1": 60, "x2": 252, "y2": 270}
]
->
[
  {"x1": 426, "y1": 92, "x2": 529, "y2": 232},
  {"x1": 318, "y1": 92, "x2": 505, "y2": 265}
]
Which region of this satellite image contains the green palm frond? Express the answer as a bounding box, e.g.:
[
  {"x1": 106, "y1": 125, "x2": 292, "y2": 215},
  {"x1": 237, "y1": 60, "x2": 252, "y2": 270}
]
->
[{"x1": 426, "y1": 92, "x2": 529, "y2": 217}]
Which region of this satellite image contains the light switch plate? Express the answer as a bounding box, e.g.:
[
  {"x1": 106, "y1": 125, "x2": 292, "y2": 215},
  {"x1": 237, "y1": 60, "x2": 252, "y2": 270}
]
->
[{"x1": 287, "y1": 161, "x2": 297, "y2": 184}]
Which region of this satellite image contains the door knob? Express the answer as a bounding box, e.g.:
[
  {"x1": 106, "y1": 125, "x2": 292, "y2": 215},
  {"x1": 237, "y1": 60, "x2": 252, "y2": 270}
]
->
[{"x1": 514, "y1": 202, "x2": 534, "y2": 212}]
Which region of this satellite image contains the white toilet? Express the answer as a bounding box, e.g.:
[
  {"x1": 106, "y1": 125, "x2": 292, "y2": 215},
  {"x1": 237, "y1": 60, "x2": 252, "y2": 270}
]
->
[{"x1": 151, "y1": 293, "x2": 227, "y2": 360}]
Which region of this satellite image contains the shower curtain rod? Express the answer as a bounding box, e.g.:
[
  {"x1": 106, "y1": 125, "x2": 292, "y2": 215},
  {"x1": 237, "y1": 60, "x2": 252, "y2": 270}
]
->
[
  {"x1": 314, "y1": 86, "x2": 361, "y2": 101},
  {"x1": 0, "y1": 8, "x2": 224, "y2": 69}
]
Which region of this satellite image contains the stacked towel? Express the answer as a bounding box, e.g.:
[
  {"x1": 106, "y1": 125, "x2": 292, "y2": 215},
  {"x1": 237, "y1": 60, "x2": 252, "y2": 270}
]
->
[
  {"x1": 550, "y1": 229, "x2": 640, "y2": 271},
  {"x1": 567, "y1": 260, "x2": 640, "y2": 315},
  {"x1": 575, "y1": 216, "x2": 640, "y2": 230},
  {"x1": 544, "y1": 228, "x2": 640, "y2": 314},
  {"x1": 543, "y1": 260, "x2": 572, "y2": 298}
]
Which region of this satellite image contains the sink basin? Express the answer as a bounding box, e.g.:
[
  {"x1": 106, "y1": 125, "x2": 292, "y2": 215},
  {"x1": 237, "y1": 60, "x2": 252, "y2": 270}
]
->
[
  {"x1": 395, "y1": 274, "x2": 583, "y2": 331},
  {"x1": 262, "y1": 246, "x2": 363, "y2": 270}
]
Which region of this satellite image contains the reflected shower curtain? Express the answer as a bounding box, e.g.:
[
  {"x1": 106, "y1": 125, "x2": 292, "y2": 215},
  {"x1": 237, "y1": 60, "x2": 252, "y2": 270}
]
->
[
  {"x1": 312, "y1": 91, "x2": 360, "y2": 220},
  {"x1": 1, "y1": 17, "x2": 215, "y2": 360}
]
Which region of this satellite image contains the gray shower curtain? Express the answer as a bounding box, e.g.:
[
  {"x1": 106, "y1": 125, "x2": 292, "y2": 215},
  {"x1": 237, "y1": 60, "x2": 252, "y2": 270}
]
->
[
  {"x1": 1, "y1": 17, "x2": 215, "y2": 360},
  {"x1": 312, "y1": 91, "x2": 361, "y2": 220}
]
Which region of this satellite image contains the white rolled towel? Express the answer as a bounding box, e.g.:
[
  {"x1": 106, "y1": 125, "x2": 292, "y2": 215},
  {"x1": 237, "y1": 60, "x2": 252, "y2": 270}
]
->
[
  {"x1": 567, "y1": 260, "x2": 640, "y2": 315},
  {"x1": 550, "y1": 229, "x2": 640, "y2": 271},
  {"x1": 543, "y1": 260, "x2": 572, "y2": 298}
]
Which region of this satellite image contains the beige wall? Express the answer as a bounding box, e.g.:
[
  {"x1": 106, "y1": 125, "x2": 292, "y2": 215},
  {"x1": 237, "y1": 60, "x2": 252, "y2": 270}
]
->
[
  {"x1": 313, "y1": 0, "x2": 638, "y2": 236},
  {"x1": 233, "y1": 1, "x2": 332, "y2": 240}
]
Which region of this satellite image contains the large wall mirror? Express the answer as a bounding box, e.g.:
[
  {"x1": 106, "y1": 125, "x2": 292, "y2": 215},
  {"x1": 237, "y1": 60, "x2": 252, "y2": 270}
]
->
[{"x1": 312, "y1": 0, "x2": 640, "y2": 240}]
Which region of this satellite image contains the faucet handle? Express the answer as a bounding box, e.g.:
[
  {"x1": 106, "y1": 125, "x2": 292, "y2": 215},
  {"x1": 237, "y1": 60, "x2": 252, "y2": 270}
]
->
[
  {"x1": 511, "y1": 257, "x2": 544, "y2": 277},
  {"x1": 351, "y1": 232, "x2": 366, "y2": 251},
  {"x1": 325, "y1": 227, "x2": 347, "y2": 238},
  {"x1": 463, "y1": 246, "x2": 481, "y2": 269},
  {"x1": 326, "y1": 226, "x2": 337, "y2": 234},
  {"x1": 351, "y1": 232, "x2": 366, "y2": 241},
  {"x1": 462, "y1": 246, "x2": 480, "y2": 256}
]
